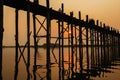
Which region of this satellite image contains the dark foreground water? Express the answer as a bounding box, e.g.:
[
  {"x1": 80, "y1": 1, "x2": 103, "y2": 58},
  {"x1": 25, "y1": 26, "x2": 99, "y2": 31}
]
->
[{"x1": 2, "y1": 48, "x2": 120, "y2": 80}]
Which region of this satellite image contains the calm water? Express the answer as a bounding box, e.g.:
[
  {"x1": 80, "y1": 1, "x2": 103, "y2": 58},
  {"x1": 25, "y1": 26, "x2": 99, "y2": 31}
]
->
[{"x1": 2, "y1": 48, "x2": 120, "y2": 80}]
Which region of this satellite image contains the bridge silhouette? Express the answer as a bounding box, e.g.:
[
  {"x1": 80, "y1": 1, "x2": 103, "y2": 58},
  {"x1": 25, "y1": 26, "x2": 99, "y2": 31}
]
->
[{"x1": 0, "y1": 0, "x2": 120, "y2": 80}]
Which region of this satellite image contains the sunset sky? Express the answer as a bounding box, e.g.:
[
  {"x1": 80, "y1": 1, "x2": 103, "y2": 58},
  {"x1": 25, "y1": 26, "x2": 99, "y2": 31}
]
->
[
  {"x1": 3, "y1": 0, "x2": 120, "y2": 45},
  {"x1": 50, "y1": 0, "x2": 120, "y2": 28}
]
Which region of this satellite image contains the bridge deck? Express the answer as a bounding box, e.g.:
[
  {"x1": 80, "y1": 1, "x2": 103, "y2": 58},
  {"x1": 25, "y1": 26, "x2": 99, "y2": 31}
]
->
[{"x1": 3, "y1": 0, "x2": 119, "y2": 36}]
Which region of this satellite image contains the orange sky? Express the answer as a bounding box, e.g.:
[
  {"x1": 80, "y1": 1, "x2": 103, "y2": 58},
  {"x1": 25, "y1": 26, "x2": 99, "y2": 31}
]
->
[
  {"x1": 50, "y1": 0, "x2": 120, "y2": 29},
  {"x1": 3, "y1": 0, "x2": 120, "y2": 45}
]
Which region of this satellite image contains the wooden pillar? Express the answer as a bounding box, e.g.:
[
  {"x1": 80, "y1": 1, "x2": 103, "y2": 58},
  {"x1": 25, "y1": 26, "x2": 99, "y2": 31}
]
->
[
  {"x1": 33, "y1": 13, "x2": 37, "y2": 80},
  {"x1": 61, "y1": 3, "x2": 64, "y2": 78},
  {"x1": 75, "y1": 25, "x2": 77, "y2": 72},
  {"x1": 46, "y1": 0, "x2": 51, "y2": 68},
  {"x1": 111, "y1": 28, "x2": 114, "y2": 62},
  {"x1": 70, "y1": 12, "x2": 74, "y2": 78},
  {"x1": 109, "y1": 28, "x2": 112, "y2": 62},
  {"x1": 46, "y1": 0, "x2": 51, "y2": 80},
  {"x1": 117, "y1": 31, "x2": 119, "y2": 57},
  {"x1": 78, "y1": 11, "x2": 83, "y2": 73},
  {"x1": 0, "y1": 0, "x2": 3, "y2": 79},
  {"x1": 33, "y1": 1, "x2": 38, "y2": 80},
  {"x1": 26, "y1": 0, "x2": 30, "y2": 79},
  {"x1": 118, "y1": 32, "x2": 120, "y2": 58},
  {"x1": 58, "y1": 20, "x2": 62, "y2": 80},
  {"x1": 113, "y1": 31, "x2": 116, "y2": 60},
  {"x1": 96, "y1": 20, "x2": 100, "y2": 67},
  {"x1": 114, "y1": 31, "x2": 116, "y2": 59},
  {"x1": 67, "y1": 23, "x2": 70, "y2": 78},
  {"x1": 86, "y1": 15, "x2": 89, "y2": 70},
  {"x1": 106, "y1": 27, "x2": 109, "y2": 64},
  {"x1": 14, "y1": 9, "x2": 19, "y2": 80},
  {"x1": 118, "y1": 32, "x2": 120, "y2": 57},
  {"x1": 114, "y1": 33, "x2": 116, "y2": 59},
  {"x1": 95, "y1": 29, "x2": 97, "y2": 66},
  {"x1": 90, "y1": 28, "x2": 94, "y2": 68},
  {"x1": 100, "y1": 22, "x2": 103, "y2": 67},
  {"x1": 103, "y1": 24, "x2": 106, "y2": 67}
]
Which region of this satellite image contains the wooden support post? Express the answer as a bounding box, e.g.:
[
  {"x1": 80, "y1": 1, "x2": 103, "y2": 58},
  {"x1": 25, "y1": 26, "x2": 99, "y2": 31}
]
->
[
  {"x1": 90, "y1": 28, "x2": 94, "y2": 68},
  {"x1": 114, "y1": 30, "x2": 116, "y2": 59},
  {"x1": 114, "y1": 32, "x2": 116, "y2": 59},
  {"x1": 96, "y1": 20, "x2": 100, "y2": 67},
  {"x1": 67, "y1": 23, "x2": 70, "y2": 78},
  {"x1": 60, "y1": 3, "x2": 64, "y2": 80},
  {"x1": 106, "y1": 27, "x2": 109, "y2": 64},
  {"x1": 14, "y1": 9, "x2": 19, "y2": 80},
  {"x1": 118, "y1": 32, "x2": 120, "y2": 57},
  {"x1": 110, "y1": 28, "x2": 112, "y2": 62},
  {"x1": 95, "y1": 29, "x2": 97, "y2": 66},
  {"x1": 58, "y1": 20, "x2": 62, "y2": 80},
  {"x1": 109, "y1": 33, "x2": 111, "y2": 62},
  {"x1": 46, "y1": 0, "x2": 51, "y2": 80},
  {"x1": 86, "y1": 15, "x2": 89, "y2": 70},
  {"x1": 100, "y1": 22, "x2": 103, "y2": 67},
  {"x1": 46, "y1": 0, "x2": 50, "y2": 68},
  {"x1": 117, "y1": 32, "x2": 119, "y2": 56},
  {"x1": 26, "y1": 1, "x2": 30, "y2": 79},
  {"x1": 70, "y1": 12, "x2": 74, "y2": 78},
  {"x1": 118, "y1": 32, "x2": 120, "y2": 58},
  {"x1": 78, "y1": 11, "x2": 83, "y2": 73},
  {"x1": 111, "y1": 28, "x2": 114, "y2": 62},
  {"x1": 116, "y1": 32, "x2": 118, "y2": 58},
  {"x1": 113, "y1": 31, "x2": 116, "y2": 61},
  {"x1": 33, "y1": 13, "x2": 37, "y2": 80},
  {"x1": 61, "y1": 3, "x2": 64, "y2": 74},
  {"x1": 103, "y1": 24, "x2": 106, "y2": 67},
  {"x1": 113, "y1": 31, "x2": 115, "y2": 61},
  {"x1": 116, "y1": 31, "x2": 118, "y2": 58},
  {"x1": 0, "y1": 0, "x2": 3, "y2": 79},
  {"x1": 33, "y1": 1, "x2": 38, "y2": 79},
  {"x1": 75, "y1": 25, "x2": 77, "y2": 72}
]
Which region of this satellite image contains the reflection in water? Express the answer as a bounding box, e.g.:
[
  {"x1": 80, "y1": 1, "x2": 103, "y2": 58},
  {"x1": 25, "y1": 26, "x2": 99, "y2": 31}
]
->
[
  {"x1": 1, "y1": 48, "x2": 120, "y2": 80},
  {"x1": 14, "y1": 51, "x2": 18, "y2": 80}
]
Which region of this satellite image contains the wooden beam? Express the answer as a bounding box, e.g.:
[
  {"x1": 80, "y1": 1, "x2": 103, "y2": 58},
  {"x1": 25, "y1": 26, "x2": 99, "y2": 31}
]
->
[{"x1": 0, "y1": 0, "x2": 3, "y2": 79}]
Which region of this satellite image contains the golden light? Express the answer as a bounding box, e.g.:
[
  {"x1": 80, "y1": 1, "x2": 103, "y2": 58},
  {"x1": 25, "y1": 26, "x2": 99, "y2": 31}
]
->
[{"x1": 68, "y1": 31, "x2": 71, "y2": 35}]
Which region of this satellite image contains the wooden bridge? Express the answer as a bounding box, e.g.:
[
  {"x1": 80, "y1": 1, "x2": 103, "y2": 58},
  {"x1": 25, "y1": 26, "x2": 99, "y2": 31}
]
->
[{"x1": 0, "y1": 0, "x2": 120, "y2": 80}]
